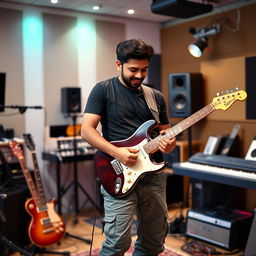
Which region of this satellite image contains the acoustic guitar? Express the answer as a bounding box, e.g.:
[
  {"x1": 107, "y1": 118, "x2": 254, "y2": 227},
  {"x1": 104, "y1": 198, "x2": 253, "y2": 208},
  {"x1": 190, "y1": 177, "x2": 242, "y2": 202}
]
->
[
  {"x1": 94, "y1": 89, "x2": 247, "y2": 198},
  {"x1": 9, "y1": 138, "x2": 65, "y2": 247}
]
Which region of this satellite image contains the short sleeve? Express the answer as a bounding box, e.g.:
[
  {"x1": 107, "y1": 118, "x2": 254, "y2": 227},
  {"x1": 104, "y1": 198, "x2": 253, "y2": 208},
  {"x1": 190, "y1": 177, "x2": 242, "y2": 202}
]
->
[{"x1": 84, "y1": 83, "x2": 106, "y2": 116}]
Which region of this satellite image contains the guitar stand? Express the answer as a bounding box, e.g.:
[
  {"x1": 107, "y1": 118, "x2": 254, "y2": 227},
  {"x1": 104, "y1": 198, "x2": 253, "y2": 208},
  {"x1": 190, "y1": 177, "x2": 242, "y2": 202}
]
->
[
  {"x1": 0, "y1": 236, "x2": 70, "y2": 256},
  {"x1": 65, "y1": 232, "x2": 91, "y2": 244},
  {"x1": 1, "y1": 236, "x2": 32, "y2": 256},
  {"x1": 30, "y1": 245, "x2": 70, "y2": 256}
]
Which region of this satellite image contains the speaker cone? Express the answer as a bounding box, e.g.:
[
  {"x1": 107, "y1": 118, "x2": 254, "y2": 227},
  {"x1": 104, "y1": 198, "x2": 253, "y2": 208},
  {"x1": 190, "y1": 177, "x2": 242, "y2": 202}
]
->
[{"x1": 173, "y1": 94, "x2": 188, "y2": 111}]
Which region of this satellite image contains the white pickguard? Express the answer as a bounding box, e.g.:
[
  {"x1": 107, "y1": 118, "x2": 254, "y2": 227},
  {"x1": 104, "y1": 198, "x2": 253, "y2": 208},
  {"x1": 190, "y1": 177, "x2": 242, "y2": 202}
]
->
[{"x1": 118, "y1": 139, "x2": 165, "y2": 193}]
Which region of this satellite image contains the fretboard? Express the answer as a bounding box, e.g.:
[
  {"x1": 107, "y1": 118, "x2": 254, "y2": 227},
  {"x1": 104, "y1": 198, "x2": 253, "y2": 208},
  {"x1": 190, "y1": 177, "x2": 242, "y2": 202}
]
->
[
  {"x1": 143, "y1": 103, "x2": 215, "y2": 154},
  {"x1": 18, "y1": 157, "x2": 41, "y2": 206},
  {"x1": 31, "y1": 151, "x2": 47, "y2": 207}
]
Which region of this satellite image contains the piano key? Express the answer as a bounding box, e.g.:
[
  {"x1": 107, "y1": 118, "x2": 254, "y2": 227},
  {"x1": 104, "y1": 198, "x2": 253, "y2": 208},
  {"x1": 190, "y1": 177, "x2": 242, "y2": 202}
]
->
[
  {"x1": 180, "y1": 162, "x2": 256, "y2": 180},
  {"x1": 173, "y1": 162, "x2": 256, "y2": 190}
]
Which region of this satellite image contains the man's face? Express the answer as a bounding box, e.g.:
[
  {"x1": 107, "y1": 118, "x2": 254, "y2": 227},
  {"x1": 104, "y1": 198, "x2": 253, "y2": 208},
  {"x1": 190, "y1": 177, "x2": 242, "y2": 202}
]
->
[{"x1": 116, "y1": 59, "x2": 149, "y2": 89}]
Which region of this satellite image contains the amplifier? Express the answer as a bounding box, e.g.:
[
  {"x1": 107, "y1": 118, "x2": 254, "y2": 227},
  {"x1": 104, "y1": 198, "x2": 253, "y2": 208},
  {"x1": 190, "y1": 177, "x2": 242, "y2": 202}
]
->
[{"x1": 186, "y1": 208, "x2": 253, "y2": 250}]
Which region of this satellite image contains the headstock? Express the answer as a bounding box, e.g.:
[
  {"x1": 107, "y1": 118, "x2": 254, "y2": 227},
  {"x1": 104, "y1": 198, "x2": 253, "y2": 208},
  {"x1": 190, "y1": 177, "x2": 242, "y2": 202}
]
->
[
  {"x1": 23, "y1": 133, "x2": 35, "y2": 151},
  {"x1": 9, "y1": 140, "x2": 24, "y2": 159},
  {"x1": 212, "y1": 88, "x2": 247, "y2": 111}
]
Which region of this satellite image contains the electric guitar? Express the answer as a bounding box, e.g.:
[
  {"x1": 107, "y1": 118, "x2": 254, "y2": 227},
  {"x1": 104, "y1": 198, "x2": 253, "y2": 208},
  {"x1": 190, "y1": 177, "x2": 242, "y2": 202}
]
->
[
  {"x1": 94, "y1": 89, "x2": 247, "y2": 198},
  {"x1": 9, "y1": 138, "x2": 65, "y2": 247}
]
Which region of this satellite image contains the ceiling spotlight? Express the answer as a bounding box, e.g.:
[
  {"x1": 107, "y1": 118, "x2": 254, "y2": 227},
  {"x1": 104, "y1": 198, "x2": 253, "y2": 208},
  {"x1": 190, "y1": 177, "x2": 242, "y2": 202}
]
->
[
  {"x1": 188, "y1": 23, "x2": 221, "y2": 57},
  {"x1": 92, "y1": 5, "x2": 101, "y2": 11},
  {"x1": 51, "y1": 0, "x2": 58, "y2": 3},
  {"x1": 127, "y1": 9, "x2": 135, "y2": 15},
  {"x1": 188, "y1": 37, "x2": 208, "y2": 58}
]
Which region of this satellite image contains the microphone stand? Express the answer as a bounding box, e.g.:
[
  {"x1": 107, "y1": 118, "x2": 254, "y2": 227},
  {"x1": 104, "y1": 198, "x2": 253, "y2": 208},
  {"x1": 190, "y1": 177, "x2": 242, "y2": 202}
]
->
[{"x1": 0, "y1": 105, "x2": 43, "y2": 114}]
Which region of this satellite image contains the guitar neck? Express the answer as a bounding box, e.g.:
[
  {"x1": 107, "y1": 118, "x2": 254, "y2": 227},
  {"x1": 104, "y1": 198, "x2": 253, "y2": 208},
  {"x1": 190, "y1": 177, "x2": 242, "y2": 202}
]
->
[
  {"x1": 144, "y1": 103, "x2": 215, "y2": 153},
  {"x1": 31, "y1": 151, "x2": 47, "y2": 206},
  {"x1": 18, "y1": 156, "x2": 41, "y2": 205}
]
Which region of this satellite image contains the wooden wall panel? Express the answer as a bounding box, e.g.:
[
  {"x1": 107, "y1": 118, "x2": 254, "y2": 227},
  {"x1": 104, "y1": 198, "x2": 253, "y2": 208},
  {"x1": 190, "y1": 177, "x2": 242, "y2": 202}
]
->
[
  {"x1": 201, "y1": 57, "x2": 246, "y2": 121},
  {"x1": 161, "y1": 3, "x2": 256, "y2": 211},
  {"x1": 161, "y1": 3, "x2": 256, "y2": 150}
]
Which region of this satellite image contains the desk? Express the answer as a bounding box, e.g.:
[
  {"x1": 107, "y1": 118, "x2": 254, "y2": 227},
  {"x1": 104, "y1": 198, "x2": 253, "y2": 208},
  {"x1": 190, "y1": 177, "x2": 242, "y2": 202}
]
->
[{"x1": 42, "y1": 151, "x2": 96, "y2": 215}]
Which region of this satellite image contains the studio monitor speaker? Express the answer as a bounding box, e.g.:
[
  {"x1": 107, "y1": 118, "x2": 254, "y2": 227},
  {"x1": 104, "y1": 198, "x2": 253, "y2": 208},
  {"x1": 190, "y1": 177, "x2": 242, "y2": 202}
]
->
[
  {"x1": 169, "y1": 73, "x2": 204, "y2": 117},
  {"x1": 61, "y1": 87, "x2": 81, "y2": 114}
]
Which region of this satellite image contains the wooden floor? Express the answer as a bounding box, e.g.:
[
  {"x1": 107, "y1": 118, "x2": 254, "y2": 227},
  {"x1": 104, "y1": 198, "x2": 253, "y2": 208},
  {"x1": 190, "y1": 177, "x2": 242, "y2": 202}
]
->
[{"x1": 9, "y1": 206, "x2": 192, "y2": 256}]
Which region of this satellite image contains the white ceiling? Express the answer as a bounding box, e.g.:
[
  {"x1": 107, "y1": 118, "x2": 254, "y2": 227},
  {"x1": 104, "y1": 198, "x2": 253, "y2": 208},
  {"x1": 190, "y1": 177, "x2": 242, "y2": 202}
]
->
[{"x1": 1, "y1": 0, "x2": 243, "y2": 22}]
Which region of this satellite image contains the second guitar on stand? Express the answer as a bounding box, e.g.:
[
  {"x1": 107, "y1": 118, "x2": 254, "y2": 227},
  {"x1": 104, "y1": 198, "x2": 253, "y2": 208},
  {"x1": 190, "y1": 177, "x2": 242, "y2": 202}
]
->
[{"x1": 9, "y1": 136, "x2": 65, "y2": 247}]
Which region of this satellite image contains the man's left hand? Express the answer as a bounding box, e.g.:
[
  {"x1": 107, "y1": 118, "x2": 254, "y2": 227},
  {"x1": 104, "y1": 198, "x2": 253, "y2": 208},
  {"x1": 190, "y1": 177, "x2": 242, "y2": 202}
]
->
[{"x1": 158, "y1": 130, "x2": 176, "y2": 154}]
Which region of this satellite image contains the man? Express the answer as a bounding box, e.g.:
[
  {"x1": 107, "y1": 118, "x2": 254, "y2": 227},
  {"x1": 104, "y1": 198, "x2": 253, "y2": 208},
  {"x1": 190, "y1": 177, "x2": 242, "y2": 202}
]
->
[{"x1": 81, "y1": 39, "x2": 176, "y2": 255}]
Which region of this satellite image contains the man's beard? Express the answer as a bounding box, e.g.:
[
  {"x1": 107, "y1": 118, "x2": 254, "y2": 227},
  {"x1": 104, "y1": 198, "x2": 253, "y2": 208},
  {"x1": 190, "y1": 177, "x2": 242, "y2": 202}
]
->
[{"x1": 121, "y1": 69, "x2": 144, "y2": 89}]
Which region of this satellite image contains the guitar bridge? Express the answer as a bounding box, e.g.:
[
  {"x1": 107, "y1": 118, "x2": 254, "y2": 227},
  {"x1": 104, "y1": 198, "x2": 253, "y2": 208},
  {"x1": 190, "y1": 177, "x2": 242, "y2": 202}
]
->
[{"x1": 111, "y1": 160, "x2": 123, "y2": 175}]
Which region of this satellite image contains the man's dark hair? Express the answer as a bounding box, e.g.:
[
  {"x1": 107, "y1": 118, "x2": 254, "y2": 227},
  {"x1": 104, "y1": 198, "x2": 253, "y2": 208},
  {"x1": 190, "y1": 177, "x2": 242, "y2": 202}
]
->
[{"x1": 116, "y1": 39, "x2": 154, "y2": 64}]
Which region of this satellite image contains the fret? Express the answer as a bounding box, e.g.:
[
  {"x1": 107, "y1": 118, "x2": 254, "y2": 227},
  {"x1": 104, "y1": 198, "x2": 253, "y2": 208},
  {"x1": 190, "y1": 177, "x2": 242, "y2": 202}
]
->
[
  {"x1": 143, "y1": 88, "x2": 246, "y2": 154},
  {"x1": 31, "y1": 152, "x2": 46, "y2": 206},
  {"x1": 143, "y1": 104, "x2": 216, "y2": 154},
  {"x1": 18, "y1": 157, "x2": 41, "y2": 205}
]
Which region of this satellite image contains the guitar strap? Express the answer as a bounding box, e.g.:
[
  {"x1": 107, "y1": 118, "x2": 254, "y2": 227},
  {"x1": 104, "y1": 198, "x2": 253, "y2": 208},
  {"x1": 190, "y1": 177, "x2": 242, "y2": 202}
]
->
[{"x1": 141, "y1": 84, "x2": 160, "y2": 124}]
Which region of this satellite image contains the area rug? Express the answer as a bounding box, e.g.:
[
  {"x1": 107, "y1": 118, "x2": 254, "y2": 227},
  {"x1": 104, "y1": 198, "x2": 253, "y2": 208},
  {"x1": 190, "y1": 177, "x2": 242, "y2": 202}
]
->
[
  {"x1": 71, "y1": 243, "x2": 184, "y2": 256},
  {"x1": 83, "y1": 217, "x2": 137, "y2": 236}
]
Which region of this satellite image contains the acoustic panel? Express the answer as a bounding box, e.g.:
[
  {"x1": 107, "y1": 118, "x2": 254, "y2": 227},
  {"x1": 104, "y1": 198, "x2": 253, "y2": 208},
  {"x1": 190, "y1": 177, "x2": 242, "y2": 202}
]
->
[{"x1": 246, "y1": 56, "x2": 256, "y2": 119}]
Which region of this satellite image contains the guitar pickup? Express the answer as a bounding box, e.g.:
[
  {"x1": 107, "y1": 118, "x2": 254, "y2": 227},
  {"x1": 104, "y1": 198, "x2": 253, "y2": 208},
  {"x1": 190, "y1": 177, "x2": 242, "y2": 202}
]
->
[
  {"x1": 111, "y1": 160, "x2": 123, "y2": 175},
  {"x1": 43, "y1": 227, "x2": 55, "y2": 234},
  {"x1": 41, "y1": 217, "x2": 52, "y2": 228}
]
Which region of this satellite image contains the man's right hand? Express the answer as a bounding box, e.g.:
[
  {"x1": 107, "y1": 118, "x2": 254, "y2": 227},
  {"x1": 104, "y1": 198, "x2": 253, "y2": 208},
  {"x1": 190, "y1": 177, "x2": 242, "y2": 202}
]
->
[{"x1": 114, "y1": 147, "x2": 139, "y2": 167}]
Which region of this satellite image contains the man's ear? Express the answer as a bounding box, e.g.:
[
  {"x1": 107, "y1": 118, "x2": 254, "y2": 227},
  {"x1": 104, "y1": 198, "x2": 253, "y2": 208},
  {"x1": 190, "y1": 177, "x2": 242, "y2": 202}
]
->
[{"x1": 116, "y1": 60, "x2": 122, "y2": 71}]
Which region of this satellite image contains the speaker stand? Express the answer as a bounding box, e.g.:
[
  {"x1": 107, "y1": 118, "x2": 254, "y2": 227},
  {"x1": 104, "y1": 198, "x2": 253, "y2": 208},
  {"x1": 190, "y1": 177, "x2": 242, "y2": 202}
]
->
[{"x1": 69, "y1": 114, "x2": 98, "y2": 221}]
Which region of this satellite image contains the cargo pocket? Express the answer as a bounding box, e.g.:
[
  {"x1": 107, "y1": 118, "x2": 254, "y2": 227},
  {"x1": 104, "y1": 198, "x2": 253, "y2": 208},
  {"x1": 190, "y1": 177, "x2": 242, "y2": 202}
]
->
[{"x1": 103, "y1": 214, "x2": 117, "y2": 241}]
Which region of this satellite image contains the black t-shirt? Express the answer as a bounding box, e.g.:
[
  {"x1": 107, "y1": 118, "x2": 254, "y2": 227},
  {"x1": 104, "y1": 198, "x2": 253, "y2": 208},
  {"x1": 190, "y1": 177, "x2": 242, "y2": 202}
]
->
[{"x1": 85, "y1": 77, "x2": 169, "y2": 142}]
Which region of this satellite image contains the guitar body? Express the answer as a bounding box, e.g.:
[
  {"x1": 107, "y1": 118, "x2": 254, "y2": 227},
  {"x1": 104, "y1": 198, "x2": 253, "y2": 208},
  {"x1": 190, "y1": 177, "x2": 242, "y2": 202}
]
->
[
  {"x1": 94, "y1": 120, "x2": 166, "y2": 198},
  {"x1": 25, "y1": 197, "x2": 65, "y2": 247}
]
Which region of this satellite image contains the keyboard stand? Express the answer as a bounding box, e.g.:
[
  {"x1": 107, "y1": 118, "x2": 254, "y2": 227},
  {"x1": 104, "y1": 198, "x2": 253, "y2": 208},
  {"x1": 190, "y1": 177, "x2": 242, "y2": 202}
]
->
[{"x1": 42, "y1": 151, "x2": 102, "y2": 215}]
